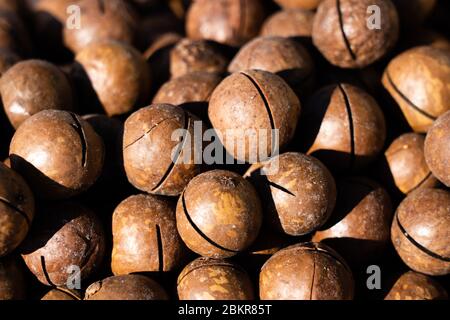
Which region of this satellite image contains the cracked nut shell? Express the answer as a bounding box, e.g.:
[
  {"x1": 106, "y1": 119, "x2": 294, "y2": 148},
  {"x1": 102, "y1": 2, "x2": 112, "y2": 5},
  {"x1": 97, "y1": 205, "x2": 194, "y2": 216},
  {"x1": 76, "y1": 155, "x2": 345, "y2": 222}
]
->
[
  {"x1": 245, "y1": 152, "x2": 336, "y2": 236},
  {"x1": 0, "y1": 256, "x2": 26, "y2": 300},
  {"x1": 385, "y1": 271, "x2": 448, "y2": 300},
  {"x1": 0, "y1": 60, "x2": 74, "y2": 129},
  {"x1": 123, "y1": 104, "x2": 202, "y2": 196},
  {"x1": 176, "y1": 170, "x2": 262, "y2": 258},
  {"x1": 112, "y1": 194, "x2": 186, "y2": 274},
  {"x1": 0, "y1": 163, "x2": 34, "y2": 257},
  {"x1": 177, "y1": 257, "x2": 254, "y2": 300},
  {"x1": 391, "y1": 188, "x2": 450, "y2": 276},
  {"x1": 312, "y1": 0, "x2": 399, "y2": 68},
  {"x1": 9, "y1": 110, "x2": 104, "y2": 199},
  {"x1": 85, "y1": 274, "x2": 168, "y2": 300},
  {"x1": 260, "y1": 242, "x2": 354, "y2": 300},
  {"x1": 209, "y1": 70, "x2": 301, "y2": 163},
  {"x1": 382, "y1": 46, "x2": 450, "y2": 133},
  {"x1": 21, "y1": 202, "x2": 105, "y2": 286},
  {"x1": 260, "y1": 9, "x2": 315, "y2": 38}
]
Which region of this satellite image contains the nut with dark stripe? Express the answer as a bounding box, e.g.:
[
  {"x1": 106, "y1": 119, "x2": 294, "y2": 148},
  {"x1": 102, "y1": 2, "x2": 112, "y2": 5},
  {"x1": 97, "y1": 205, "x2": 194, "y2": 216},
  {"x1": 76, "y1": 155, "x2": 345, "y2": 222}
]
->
[
  {"x1": 9, "y1": 110, "x2": 104, "y2": 199},
  {"x1": 245, "y1": 152, "x2": 336, "y2": 236},
  {"x1": 177, "y1": 257, "x2": 254, "y2": 300},
  {"x1": 259, "y1": 242, "x2": 354, "y2": 300},
  {"x1": 176, "y1": 170, "x2": 262, "y2": 258},
  {"x1": 209, "y1": 70, "x2": 301, "y2": 163},
  {"x1": 382, "y1": 46, "x2": 450, "y2": 132},
  {"x1": 385, "y1": 271, "x2": 448, "y2": 300},
  {"x1": 391, "y1": 188, "x2": 450, "y2": 276},
  {"x1": 300, "y1": 83, "x2": 386, "y2": 172},
  {"x1": 312, "y1": 0, "x2": 399, "y2": 68},
  {"x1": 123, "y1": 104, "x2": 203, "y2": 196},
  {"x1": 0, "y1": 163, "x2": 34, "y2": 257},
  {"x1": 21, "y1": 202, "x2": 105, "y2": 286},
  {"x1": 111, "y1": 194, "x2": 186, "y2": 275}
]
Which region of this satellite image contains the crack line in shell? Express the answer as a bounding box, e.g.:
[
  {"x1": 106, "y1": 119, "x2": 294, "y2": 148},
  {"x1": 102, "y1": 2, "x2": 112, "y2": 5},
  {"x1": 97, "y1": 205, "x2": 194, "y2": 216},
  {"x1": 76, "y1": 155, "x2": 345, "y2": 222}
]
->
[
  {"x1": 0, "y1": 196, "x2": 30, "y2": 226},
  {"x1": 337, "y1": 0, "x2": 357, "y2": 61},
  {"x1": 338, "y1": 84, "x2": 355, "y2": 170},
  {"x1": 69, "y1": 113, "x2": 88, "y2": 167}
]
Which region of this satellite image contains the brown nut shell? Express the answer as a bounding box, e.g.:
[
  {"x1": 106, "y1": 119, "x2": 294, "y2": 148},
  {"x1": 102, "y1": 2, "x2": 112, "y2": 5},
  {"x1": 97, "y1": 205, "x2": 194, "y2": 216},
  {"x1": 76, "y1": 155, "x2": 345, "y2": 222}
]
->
[
  {"x1": 177, "y1": 257, "x2": 254, "y2": 300},
  {"x1": 85, "y1": 274, "x2": 168, "y2": 300},
  {"x1": 391, "y1": 188, "x2": 450, "y2": 276},
  {"x1": 259, "y1": 242, "x2": 354, "y2": 300},
  {"x1": 41, "y1": 288, "x2": 82, "y2": 301},
  {"x1": 176, "y1": 170, "x2": 262, "y2": 258},
  {"x1": 275, "y1": 0, "x2": 322, "y2": 10},
  {"x1": 260, "y1": 9, "x2": 315, "y2": 38},
  {"x1": 0, "y1": 256, "x2": 26, "y2": 300},
  {"x1": 384, "y1": 271, "x2": 448, "y2": 300}
]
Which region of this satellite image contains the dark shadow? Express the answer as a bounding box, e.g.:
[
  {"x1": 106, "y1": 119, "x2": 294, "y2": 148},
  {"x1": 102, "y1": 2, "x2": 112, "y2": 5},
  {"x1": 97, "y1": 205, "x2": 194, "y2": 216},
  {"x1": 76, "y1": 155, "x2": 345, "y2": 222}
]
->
[{"x1": 69, "y1": 62, "x2": 104, "y2": 115}]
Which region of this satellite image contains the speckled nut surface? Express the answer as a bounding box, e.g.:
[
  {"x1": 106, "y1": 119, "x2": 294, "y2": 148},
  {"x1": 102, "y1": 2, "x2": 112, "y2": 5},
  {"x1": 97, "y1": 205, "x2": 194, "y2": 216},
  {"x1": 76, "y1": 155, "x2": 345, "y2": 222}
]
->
[
  {"x1": 9, "y1": 110, "x2": 104, "y2": 199},
  {"x1": 424, "y1": 111, "x2": 450, "y2": 187},
  {"x1": 260, "y1": 9, "x2": 315, "y2": 38},
  {"x1": 259, "y1": 242, "x2": 354, "y2": 300},
  {"x1": 0, "y1": 49, "x2": 19, "y2": 76},
  {"x1": 382, "y1": 46, "x2": 450, "y2": 133},
  {"x1": 85, "y1": 275, "x2": 168, "y2": 300},
  {"x1": 228, "y1": 36, "x2": 314, "y2": 91},
  {"x1": 112, "y1": 194, "x2": 185, "y2": 274},
  {"x1": 275, "y1": 0, "x2": 322, "y2": 10},
  {"x1": 186, "y1": 0, "x2": 265, "y2": 47},
  {"x1": 170, "y1": 39, "x2": 228, "y2": 78},
  {"x1": 41, "y1": 288, "x2": 81, "y2": 301},
  {"x1": 209, "y1": 70, "x2": 301, "y2": 163},
  {"x1": 177, "y1": 257, "x2": 254, "y2": 300},
  {"x1": 21, "y1": 202, "x2": 105, "y2": 287},
  {"x1": 385, "y1": 271, "x2": 448, "y2": 300},
  {"x1": 245, "y1": 152, "x2": 336, "y2": 236},
  {"x1": 302, "y1": 83, "x2": 386, "y2": 171},
  {"x1": 123, "y1": 104, "x2": 202, "y2": 196},
  {"x1": 391, "y1": 188, "x2": 450, "y2": 276},
  {"x1": 75, "y1": 41, "x2": 151, "y2": 117},
  {"x1": 63, "y1": 0, "x2": 137, "y2": 53},
  {"x1": 0, "y1": 60, "x2": 74, "y2": 129},
  {"x1": 176, "y1": 170, "x2": 262, "y2": 258},
  {"x1": 313, "y1": 177, "x2": 392, "y2": 264},
  {"x1": 0, "y1": 256, "x2": 26, "y2": 300},
  {"x1": 385, "y1": 133, "x2": 439, "y2": 193},
  {"x1": 0, "y1": 163, "x2": 34, "y2": 257},
  {"x1": 312, "y1": 0, "x2": 399, "y2": 68}
]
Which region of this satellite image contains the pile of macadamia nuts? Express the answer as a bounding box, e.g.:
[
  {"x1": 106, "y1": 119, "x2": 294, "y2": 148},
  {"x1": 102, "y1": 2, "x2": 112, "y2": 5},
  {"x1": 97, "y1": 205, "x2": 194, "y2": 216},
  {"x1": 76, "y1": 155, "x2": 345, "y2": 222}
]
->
[{"x1": 0, "y1": 0, "x2": 449, "y2": 301}]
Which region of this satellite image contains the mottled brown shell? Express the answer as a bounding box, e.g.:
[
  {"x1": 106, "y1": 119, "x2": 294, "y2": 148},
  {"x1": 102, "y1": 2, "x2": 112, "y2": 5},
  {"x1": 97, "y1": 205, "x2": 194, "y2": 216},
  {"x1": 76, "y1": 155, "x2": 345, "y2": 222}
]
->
[
  {"x1": 313, "y1": 177, "x2": 392, "y2": 264},
  {"x1": 123, "y1": 104, "x2": 202, "y2": 196},
  {"x1": 21, "y1": 202, "x2": 105, "y2": 286},
  {"x1": 85, "y1": 275, "x2": 168, "y2": 300},
  {"x1": 75, "y1": 41, "x2": 151, "y2": 116},
  {"x1": 111, "y1": 194, "x2": 186, "y2": 274},
  {"x1": 382, "y1": 46, "x2": 450, "y2": 133},
  {"x1": 176, "y1": 170, "x2": 262, "y2": 258},
  {"x1": 41, "y1": 288, "x2": 82, "y2": 301},
  {"x1": 186, "y1": 0, "x2": 265, "y2": 47},
  {"x1": 9, "y1": 110, "x2": 105, "y2": 199},
  {"x1": 0, "y1": 60, "x2": 74, "y2": 129},
  {"x1": 177, "y1": 257, "x2": 254, "y2": 300},
  {"x1": 260, "y1": 9, "x2": 314, "y2": 38},
  {"x1": 0, "y1": 163, "x2": 34, "y2": 257},
  {"x1": 391, "y1": 188, "x2": 450, "y2": 276},
  {"x1": 385, "y1": 133, "x2": 439, "y2": 193},
  {"x1": 260, "y1": 242, "x2": 354, "y2": 300},
  {"x1": 275, "y1": 0, "x2": 322, "y2": 10},
  {"x1": 312, "y1": 0, "x2": 399, "y2": 68},
  {"x1": 385, "y1": 271, "x2": 448, "y2": 300},
  {"x1": 209, "y1": 70, "x2": 301, "y2": 163},
  {"x1": 0, "y1": 256, "x2": 26, "y2": 300},
  {"x1": 424, "y1": 111, "x2": 450, "y2": 187}
]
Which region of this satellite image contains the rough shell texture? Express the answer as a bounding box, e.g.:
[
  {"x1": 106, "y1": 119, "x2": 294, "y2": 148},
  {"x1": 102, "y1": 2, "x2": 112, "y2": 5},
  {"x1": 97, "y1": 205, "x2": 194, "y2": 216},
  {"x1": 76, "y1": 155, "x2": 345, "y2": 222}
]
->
[
  {"x1": 260, "y1": 242, "x2": 354, "y2": 300},
  {"x1": 0, "y1": 163, "x2": 34, "y2": 257},
  {"x1": 260, "y1": 9, "x2": 315, "y2": 38},
  {"x1": 424, "y1": 111, "x2": 450, "y2": 187},
  {"x1": 0, "y1": 256, "x2": 26, "y2": 300},
  {"x1": 382, "y1": 46, "x2": 450, "y2": 133},
  {"x1": 177, "y1": 257, "x2": 254, "y2": 300},
  {"x1": 384, "y1": 271, "x2": 448, "y2": 300},
  {"x1": 111, "y1": 194, "x2": 186, "y2": 274},
  {"x1": 85, "y1": 275, "x2": 168, "y2": 300},
  {"x1": 312, "y1": 0, "x2": 399, "y2": 68},
  {"x1": 209, "y1": 70, "x2": 301, "y2": 163},
  {"x1": 9, "y1": 110, "x2": 105, "y2": 199},
  {"x1": 41, "y1": 288, "x2": 81, "y2": 300},
  {"x1": 123, "y1": 104, "x2": 202, "y2": 196},
  {"x1": 275, "y1": 0, "x2": 322, "y2": 10},
  {"x1": 391, "y1": 188, "x2": 450, "y2": 276},
  {"x1": 0, "y1": 60, "x2": 74, "y2": 129},
  {"x1": 176, "y1": 170, "x2": 262, "y2": 258},
  {"x1": 21, "y1": 202, "x2": 105, "y2": 286},
  {"x1": 75, "y1": 41, "x2": 151, "y2": 116}
]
